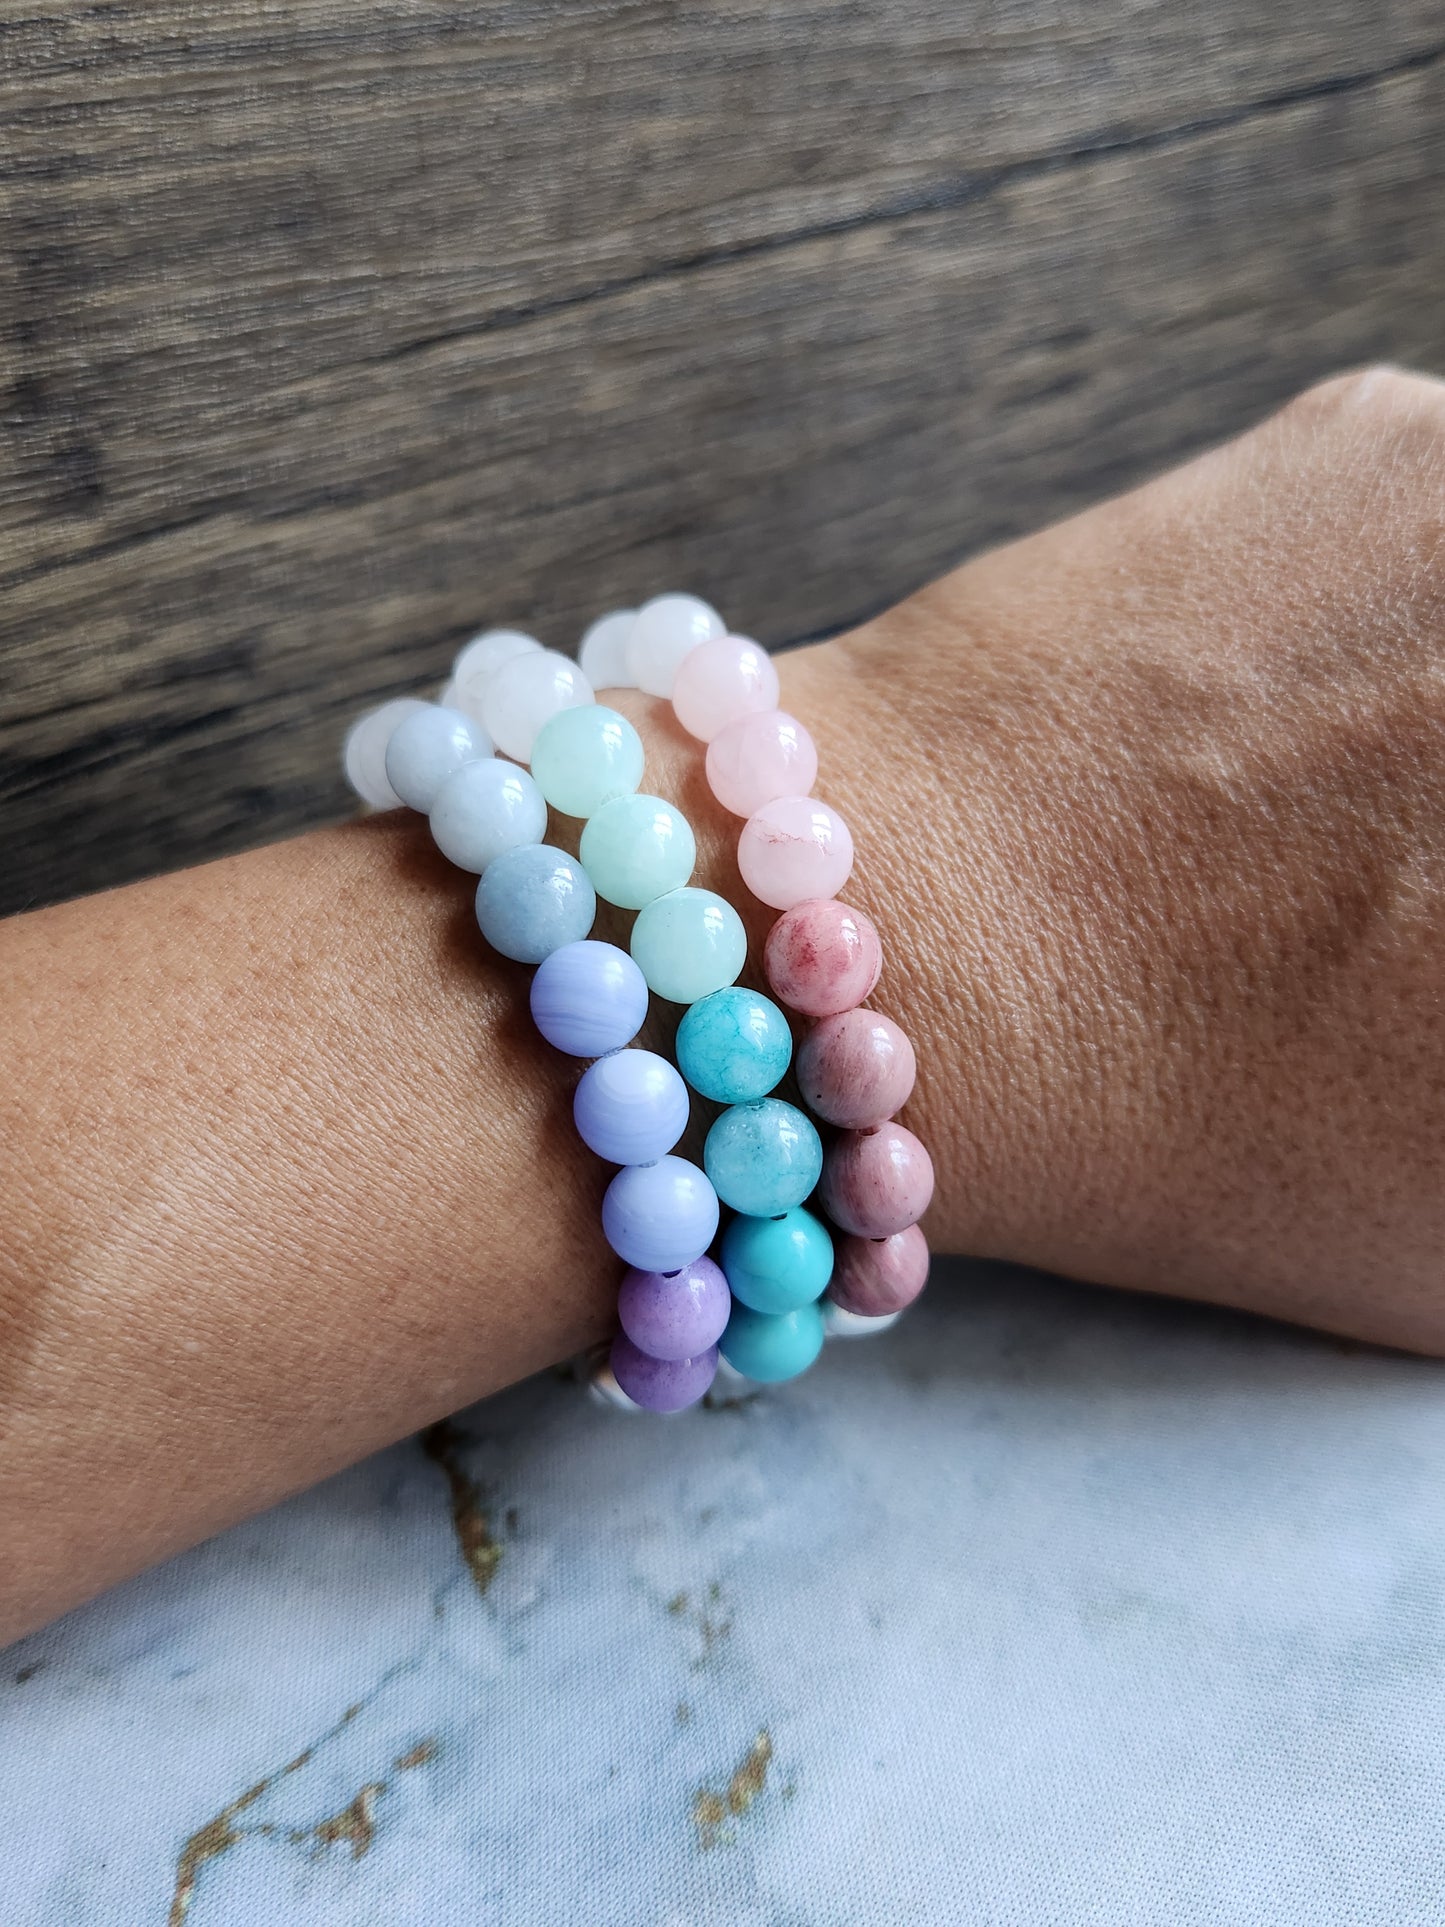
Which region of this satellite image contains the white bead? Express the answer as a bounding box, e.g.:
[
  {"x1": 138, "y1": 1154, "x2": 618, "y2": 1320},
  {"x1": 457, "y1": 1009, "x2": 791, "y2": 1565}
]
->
[
  {"x1": 821, "y1": 1300, "x2": 902, "y2": 1340},
  {"x1": 588, "y1": 1357, "x2": 642, "y2": 1412},
  {"x1": 625, "y1": 593, "x2": 725, "y2": 697},
  {"x1": 342, "y1": 698, "x2": 427, "y2": 809},
  {"x1": 429, "y1": 757, "x2": 548, "y2": 872},
  {"x1": 451, "y1": 629, "x2": 542, "y2": 692},
  {"x1": 438, "y1": 677, "x2": 488, "y2": 725},
  {"x1": 481, "y1": 649, "x2": 594, "y2": 762},
  {"x1": 578, "y1": 609, "x2": 638, "y2": 691},
  {"x1": 384, "y1": 704, "x2": 493, "y2": 811}
]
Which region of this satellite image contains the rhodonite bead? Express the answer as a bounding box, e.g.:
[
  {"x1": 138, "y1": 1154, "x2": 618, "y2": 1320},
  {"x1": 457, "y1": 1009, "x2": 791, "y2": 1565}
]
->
[
  {"x1": 580, "y1": 794, "x2": 696, "y2": 909},
  {"x1": 821, "y1": 1124, "x2": 934, "y2": 1237},
  {"x1": 574, "y1": 1049, "x2": 690, "y2": 1165},
  {"x1": 704, "y1": 1099, "x2": 822, "y2": 1217},
  {"x1": 796, "y1": 1009, "x2": 917, "y2": 1128},
  {"x1": 452, "y1": 629, "x2": 542, "y2": 694},
  {"x1": 609, "y1": 1335, "x2": 718, "y2": 1412},
  {"x1": 671, "y1": 636, "x2": 780, "y2": 742},
  {"x1": 578, "y1": 609, "x2": 638, "y2": 691},
  {"x1": 481, "y1": 649, "x2": 593, "y2": 761},
  {"x1": 529, "y1": 940, "x2": 649, "y2": 1056},
  {"x1": 828, "y1": 1225, "x2": 930, "y2": 1318},
  {"x1": 429, "y1": 757, "x2": 547, "y2": 872},
  {"x1": 343, "y1": 698, "x2": 426, "y2": 808},
  {"x1": 602, "y1": 1156, "x2": 720, "y2": 1273},
  {"x1": 764, "y1": 898, "x2": 882, "y2": 1017},
  {"x1": 617, "y1": 1256, "x2": 731, "y2": 1361},
  {"x1": 737, "y1": 797, "x2": 854, "y2": 910},
  {"x1": 719, "y1": 1301, "x2": 826, "y2": 1384},
  {"x1": 720, "y1": 1206, "x2": 833, "y2": 1314},
  {"x1": 630, "y1": 887, "x2": 747, "y2": 1004},
  {"x1": 384, "y1": 704, "x2": 492, "y2": 811},
  {"x1": 475, "y1": 844, "x2": 596, "y2": 963},
  {"x1": 674, "y1": 986, "x2": 793, "y2": 1103},
  {"x1": 705, "y1": 710, "x2": 817, "y2": 818},
  {"x1": 626, "y1": 593, "x2": 725, "y2": 697},
  {"x1": 530, "y1": 705, "x2": 645, "y2": 819}
]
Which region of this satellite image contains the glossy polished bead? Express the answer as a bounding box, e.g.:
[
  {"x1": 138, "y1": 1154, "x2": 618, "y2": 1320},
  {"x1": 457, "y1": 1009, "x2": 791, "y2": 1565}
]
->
[
  {"x1": 797, "y1": 1009, "x2": 917, "y2": 1129},
  {"x1": 704, "y1": 1099, "x2": 822, "y2": 1217},
  {"x1": 531, "y1": 705, "x2": 645, "y2": 819},
  {"x1": 481, "y1": 649, "x2": 593, "y2": 762},
  {"x1": 720, "y1": 1301, "x2": 825, "y2": 1384},
  {"x1": 822, "y1": 1301, "x2": 901, "y2": 1339},
  {"x1": 602, "y1": 1155, "x2": 720, "y2": 1272},
  {"x1": 675, "y1": 986, "x2": 793, "y2": 1103},
  {"x1": 475, "y1": 844, "x2": 596, "y2": 963},
  {"x1": 706, "y1": 710, "x2": 817, "y2": 818},
  {"x1": 574, "y1": 1049, "x2": 689, "y2": 1165},
  {"x1": 578, "y1": 609, "x2": 638, "y2": 691},
  {"x1": 580, "y1": 794, "x2": 696, "y2": 909},
  {"x1": 384, "y1": 704, "x2": 491, "y2": 811},
  {"x1": 738, "y1": 797, "x2": 854, "y2": 910},
  {"x1": 452, "y1": 629, "x2": 542, "y2": 694},
  {"x1": 828, "y1": 1225, "x2": 930, "y2": 1318},
  {"x1": 617, "y1": 1256, "x2": 730, "y2": 1361},
  {"x1": 720, "y1": 1206, "x2": 833, "y2": 1314},
  {"x1": 671, "y1": 636, "x2": 780, "y2": 743},
  {"x1": 530, "y1": 940, "x2": 649, "y2": 1057},
  {"x1": 610, "y1": 1335, "x2": 718, "y2": 1413},
  {"x1": 626, "y1": 593, "x2": 725, "y2": 696},
  {"x1": 429, "y1": 757, "x2": 547, "y2": 872},
  {"x1": 764, "y1": 898, "x2": 882, "y2": 1017},
  {"x1": 821, "y1": 1124, "x2": 934, "y2": 1237},
  {"x1": 630, "y1": 887, "x2": 747, "y2": 1005},
  {"x1": 343, "y1": 698, "x2": 426, "y2": 808}
]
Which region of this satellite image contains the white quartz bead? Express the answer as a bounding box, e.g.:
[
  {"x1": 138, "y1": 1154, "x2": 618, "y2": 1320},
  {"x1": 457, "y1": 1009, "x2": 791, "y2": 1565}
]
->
[
  {"x1": 625, "y1": 593, "x2": 725, "y2": 697},
  {"x1": 481, "y1": 649, "x2": 594, "y2": 762},
  {"x1": 587, "y1": 1357, "x2": 643, "y2": 1412},
  {"x1": 429, "y1": 757, "x2": 548, "y2": 872},
  {"x1": 451, "y1": 628, "x2": 542, "y2": 692},
  {"x1": 343, "y1": 697, "x2": 427, "y2": 809},
  {"x1": 383, "y1": 704, "x2": 492, "y2": 811},
  {"x1": 578, "y1": 608, "x2": 638, "y2": 691},
  {"x1": 821, "y1": 1301, "x2": 902, "y2": 1339}
]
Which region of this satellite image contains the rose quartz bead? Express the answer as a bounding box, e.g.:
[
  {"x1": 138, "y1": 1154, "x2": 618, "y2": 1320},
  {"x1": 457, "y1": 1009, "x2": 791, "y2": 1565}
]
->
[
  {"x1": 828, "y1": 1226, "x2": 930, "y2": 1318},
  {"x1": 705, "y1": 710, "x2": 817, "y2": 818},
  {"x1": 821, "y1": 1124, "x2": 934, "y2": 1237},
  {"x1": 671, "y1": 636, "x2": 780, "y2": 743},
  {"x1": 764, "y1": 899, "x2": 882, "y2": 1018},
  {"x1": 796, "y1": 1008, "x2": 917, "y2": 1127},
  {"x1": 737, "y1": 797, "x2": 854, "y2": 911}
]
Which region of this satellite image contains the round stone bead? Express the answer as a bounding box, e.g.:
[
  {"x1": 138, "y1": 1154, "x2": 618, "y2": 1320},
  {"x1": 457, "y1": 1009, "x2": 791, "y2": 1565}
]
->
[
  {"x1": 343, "y1": 698, "x2": 426, "y2": 808},
  {"x1": 578, "y1": 609, "x2": 638, "y2": 691},
  {"x1": 821, "y1": 1124, "x2": 934, "y2": 1238},
  {"x1": 384, "y1": 704, "x2": 492, "y2": 811},
  {"x1": 737, "y1": 797, "x2": 854, "y2": 911},
  {"x1": 822, "y1": 1301, "x2": 901, "y2": 1339},
  {"x1": 429, "y1": 757, "x2": 547, "y2": 872},
  {"x1": 475, "y1": 844, "x2": 596, "y2": 963},
  {"x1": 481, "y1": 650, "x2": 593, "y2": 762},
  {"x1": 580, "y1": 794, "x2": 696, "y2": 910},
  {"x1": 720, "y1": 1301, "x2": 826, "y2": 1384},
  {"x1": 796, "y1": 1009, "x2": 917, "y2": 1129},
  {"x1": 675, "y1": 986, "x2": 793, "y2": 1103},
  {"x1": 630, "y1": 887, "x2": 747, "y2": 1005},
  {"x1": 720, "y1": 1206, "x2": 833, "y2": 1314},
  {"x1": 704, "y1": 1099, "x2": 822, "y2": 1217},
  {"x1": 610, "y1": 1334, "x2": 718, "y2": 1413},
  {"x1": 828, "y1": 1225, "x2": 930, "y2": 1318},
  {"x1": 602, "y1": 1155, "x2": 720, "y2": 1273},
  {"x1": 452, "y1": 629, "x2": 542, "y2": 695},
  {"x1": 588, "y1": 1356, "x2": 642, "y2": 1412},
  {"x1": 530, "y1": 939, "x2": 649, "y2": 1057},
  {"x1": 626, "y1": 593, "x2": 725, "y2": 697},
  {"x1": 573, "y1": 1048, "x2": 690, "y2": 1165},
  {"x1": 706, "y1": 710, "x2": 818, "y2": 819},
  {"x1": 617, "y1": 1256, "x2": 731, "y2": 1361},
  {"x1": 531, "y1": 705, "x2": 645, "y2": 819},
  {"x1": 764, "y1": 898, "x2": 882, "y2": 1017},
  {"x1": 671, "y1": 636, "x2": 780, "y2": 743}
]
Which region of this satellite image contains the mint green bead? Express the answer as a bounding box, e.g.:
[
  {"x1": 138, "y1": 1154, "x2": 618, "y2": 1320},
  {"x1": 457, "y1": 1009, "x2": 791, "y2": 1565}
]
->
[
  {"x1": 705, "y1": 1099, "x2": 822, "y2": 1216},
  {"x1": 580, "y1": 793, "x2": 696, "y2": 909},
  {"x1": 721, "y1": 1206, "x2": 833, "y2": 1313},
  {"x1": 676, "y1": 987, "x2": 793, "y2": 1102},
  {"x1": 630, "y1": 886, "x2": 747, "y2": 1004},
  {"x1": 721, "y1": 1300, "x2": 826, "y2": 1382},
  {"x1": 530, "y1": 705, "x2": 645, "y2": 819}
]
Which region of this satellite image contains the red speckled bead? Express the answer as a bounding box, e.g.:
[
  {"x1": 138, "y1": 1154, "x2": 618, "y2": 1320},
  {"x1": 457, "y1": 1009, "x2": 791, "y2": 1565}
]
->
[
  {"x1": 796, "y1": 1008, "x2": 916, "y2": 1127},
  {"x1": 764, "y1": 899, "x2": 881, "y2": 1018},
  {"x1": 829, "y1": 1226, "x2": 931, "y2": 1317},
  {"x1": 821, "y1": 1123, "x2": 934, "y2": 1237}
]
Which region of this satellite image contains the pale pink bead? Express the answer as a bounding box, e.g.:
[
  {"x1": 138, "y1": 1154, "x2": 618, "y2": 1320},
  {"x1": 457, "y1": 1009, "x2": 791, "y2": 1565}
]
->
[
  {"x1": 821, "y1": 1123, "x2": 934, "y2": 1237},
  {"x1": 705, "y1": 709, "x2": 817, "y2": 818},
  {"x1": 737, "y1": 797, "x2": 853, "y2": 911},
  {"x1": 671, "y1": 636, "x2": 780, "y2": 743},
  {"x1": 829, "y1": 1226, "x2": 930, "y2": 1317},
  {"x1": 765, "y1": 899, "x2": 882, "y2": 1018},
  {"x1": 797, "y1": 1008, "x2": 916, "y2": 1127}
]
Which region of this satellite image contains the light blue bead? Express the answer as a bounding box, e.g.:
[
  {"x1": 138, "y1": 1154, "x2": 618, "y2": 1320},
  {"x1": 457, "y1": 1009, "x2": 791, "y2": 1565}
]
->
[
  {"x1": 580, "y1": 793, "x2": 696, "y2": 910},
  {"x1": 704, "y1": 1099, "x2": 822, "y2": 1216},
  {"x1": 574, "y1": 1049, "x2": 690, "y2": 1165},
  {"x1": 530, "y1": 705, "x2": 645, "y2": 819},
  {"x1": 630, "y1": 887, "x2": 747, "y2": 1005},
  {"x1": 602, "y1": 1155, "x2": 720, "y2": 1273},
  {"x1": 384, "y1": 704, "x2": 490, "y2": 811},
  {"x1": 720, "y1": 1300, "x2": 826, "y2": 1382},
  {"x1": 720, "y1": 1206, "x2": 834, "y2": 1313},
  {"x1": 475, "y1": 844, "x2": 596, "y2": 964},
  {"x1": 529, "y1": 940, "x2": 649, "y2": 1057},
  {"x1": 429, "y1": 757, "x2": 547, "y2": 872},
  {"x1": 676, "y1": 987, "x2": 793, "y2": 1103}
]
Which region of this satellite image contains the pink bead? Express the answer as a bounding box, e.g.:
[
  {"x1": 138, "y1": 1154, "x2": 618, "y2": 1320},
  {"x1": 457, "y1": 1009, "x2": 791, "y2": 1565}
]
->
[
  {"x1": 821, "y1": 1124, "x2": 934, "y2": 1237},
  {"x1": 829, "y1": 1226, "x2": 930, "y2": 1317},
  {"x1": 737, "y1": 797, "x2": 853, "y2": 911},
  {"x1": 705, "y1": 709, "x2": 818, "y2": 818},
  {"x1": 797, "y1": 1008, "x2": 917, "y2": 1127},
  {"x1": 671, "y1": 636, "x2": 780, "y2": 743},
  {"x1": 765, "y1": 899, "x2": 882, "y2": 1018}
]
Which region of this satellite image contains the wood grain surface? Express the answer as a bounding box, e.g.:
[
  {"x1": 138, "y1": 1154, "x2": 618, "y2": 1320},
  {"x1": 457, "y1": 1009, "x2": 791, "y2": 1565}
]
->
[{"x1": 2, "y1": 3, "x2": 1443, "y2": 912}]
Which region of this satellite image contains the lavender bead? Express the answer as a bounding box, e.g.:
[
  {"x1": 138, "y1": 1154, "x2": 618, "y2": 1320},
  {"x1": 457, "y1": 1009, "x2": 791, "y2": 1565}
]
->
[
  {"x1": 609, "y1": 1335, "x2": 718, "y2": 1412},
  {"x1": 617, "y1": 1256, "x2": 731, "y2": 1361},
  {"x1": 574, "y1": 1049, "x2": 690, "y2": 1165},
  {"x1": 530, "y1": 940, "x2": 649, "y2": 1057},
  {"x1": 602, "y1": 1156, "x2": 719, "y2": 1273}
]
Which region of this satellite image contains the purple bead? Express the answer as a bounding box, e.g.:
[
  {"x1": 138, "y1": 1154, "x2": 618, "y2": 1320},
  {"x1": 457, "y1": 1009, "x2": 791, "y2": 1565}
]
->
[
  {"x1": 610, "y1": 1335, "x2": 718, "y2": 1412},
  {"x1": 618, "y1": 1257, "x2": 731, "y2": 1361},
  {"x1": 530, "y1": 940, "x2": 649, "y2": 1057},
  {"x1": 574, "y1": 1049, "x2": 690, "y2": 1165},
  {"x1": 602, "y1": 1155, "x2": 720, "y2": 1273}
]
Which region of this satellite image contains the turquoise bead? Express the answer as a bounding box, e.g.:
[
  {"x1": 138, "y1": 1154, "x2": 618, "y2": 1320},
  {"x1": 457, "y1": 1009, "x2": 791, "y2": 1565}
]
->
[
  {"x1": 675, "y1": 987, "x2": 793, "y2": 1103},
  {"x1": 720, "y1": 1300, "x2": 826, "y2": 1383},
  {"x1": 530, "y1": 705, "x2": 644, "y2": 819},
  {"x1": 580, "y1": 793, "x2": 696, "y2": 909},
  {"x1": 704, "y1": 1099, "x2": 822, "y2": 1216},
  {"x1": 721, "y1": 1206, "x2": 834, "y2": 1313},
  {"x1": 630, "y1": 887, "x2": 747, "y2": 1005}
]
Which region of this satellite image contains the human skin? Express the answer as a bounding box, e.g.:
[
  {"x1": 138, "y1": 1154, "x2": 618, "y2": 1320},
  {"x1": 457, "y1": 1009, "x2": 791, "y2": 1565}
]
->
[{"x1": 2, "y1": 367, "x2": 1444, "y2": 1644}]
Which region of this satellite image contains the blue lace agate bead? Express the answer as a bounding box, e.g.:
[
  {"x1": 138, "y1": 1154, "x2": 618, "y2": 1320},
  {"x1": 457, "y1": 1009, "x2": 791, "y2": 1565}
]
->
[
  {"x1": 529, "y1": 940, "x2": 648, "y2": 1057},
  {"x1": 675, "y1": 986, "x2": 793, "y2": 1103},
  {"x1": 704, "y1": 1098, "x2": 822, "y2": 1216},
  {"x1": 384, "y1": 703, "x2": 491, "y2": 810},
  {"x1": 574, "y1": 1049, "x2": 690, "y2": 1165},
  {"x1": 475, "y1": 844, "x2": 596, "y2": 964},
  {"x1": 720, "y1": 1300, "x2": 826, "y2": 1383},
  {"x1": 720, "y1": 1206, "x2": 834, "y2": 1314},
  {"x1": 602, "y1": 1156, "x2": 719, "y2": 1273}
]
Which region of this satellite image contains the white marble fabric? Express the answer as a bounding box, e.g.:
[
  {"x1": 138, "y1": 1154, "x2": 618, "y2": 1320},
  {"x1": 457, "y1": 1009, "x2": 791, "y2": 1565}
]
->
[{"x1": 5, "y1": 1263, "x2": 1445, "y2": 1924}]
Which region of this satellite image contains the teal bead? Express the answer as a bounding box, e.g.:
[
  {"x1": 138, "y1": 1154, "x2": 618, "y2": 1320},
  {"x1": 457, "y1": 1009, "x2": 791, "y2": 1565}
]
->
[
  {"x1": 720, "y1": 1300, "x2": 826, "y2": 1383},
  {"x1": 705, "y1": 1099, "x2": 822, "y2": 1216},
  {"x1": 530, "y1": 705, "x2": 645, "y2": 819},
  {"x1": 630, "y1": 887, "x2": 747, "y2": 1004},
  {"x1": 580, "y1": 793, "x2": 696, "y2": 909},
  {"x1": 720, "y1": 1206, "x2": 834, "y2": 1313},
  {"x1": 675, "y1": 987, "x2": 793, "y2": 1102}
]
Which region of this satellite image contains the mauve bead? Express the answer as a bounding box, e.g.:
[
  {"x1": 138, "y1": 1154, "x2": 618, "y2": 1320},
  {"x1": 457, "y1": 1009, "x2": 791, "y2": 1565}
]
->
[
  {"x1": 705, "y1": 709, "x2": 818, "y2": 818},
  {"x1": 796, "y1": 1008, "x2": 917, "y2": 1128},
  {"x1": 821, "y1": 1124, "x2": 934, "y2": 1237},
  {"x1": 602, "y1": 1155, "x2": 720, "y2": 1273},
  {"x1": 671, "y1": 636, "x2": 780, "y2": 742},
  {"x1": 573, "y1": 1049, "x2": 690, "y2": 1165},
  {"x1": 530, "y1": 940, "x2": 649, "y2": 1057},
  {"x1": 764, "y1": 899, "x2": 882, "y2": 1018},
  {"x1": 737, "y1": 797, "x2": 854, "y2": 911},
  {"x1": 610, "y1": 1335, "x2": 718, "y2": 1412},
  {"x1": 828, "y1": 1225, "x2": 931, "y2": 1317},
  {"x1": 617, "y1": 1257, "x2": 731, "y2": 1361}
]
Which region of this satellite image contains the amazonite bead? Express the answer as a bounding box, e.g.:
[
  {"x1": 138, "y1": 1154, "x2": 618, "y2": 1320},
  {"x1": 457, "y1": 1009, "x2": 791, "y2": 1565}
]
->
[
  {"x1": 720, "y1": 1206, "x2": 834, "y2": 1314},
  {"x1": 475, "y1": 844, "x2": 596, "y2": 963},
  {"x1": 578, "y1": 609, "x2": 638, "y2": 691},
  {"x1": 481, "y1": 649, "x2": 593, "y2": 761},
  {"x1": 630, "y1": 887, "x2": 747, "y2": 1005},
  {"x1": 429, "y1": 757, "x2": 547, "y2": 872},
  {"x1": 626, "y1": 593, "x2": 725, "y2": 697},
  {"x1": 675, "y1": 986, "x2": 793, "y2": 1103},
  {"x1": 343, "y1": 698, "x2": 426, "y2": 808},
  {"x1": 704, "y1": 1099, "x2": 822, "y2": 1216},
  {"x1": 581, "y1": 794, "x2": 696, "y2": 909},
  {"x1": 720, "y1": 1301, "x2": 826, "y2": 1383},
  {"x1": 384, "y1": 704, "x2": 491, "y2": 811},
  {"x1": 531, "y1": 705, "x2": 645, "y2": 819}
]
